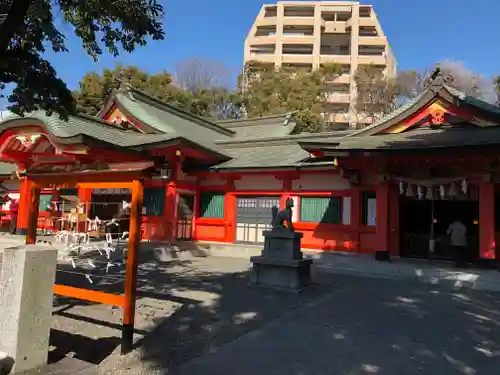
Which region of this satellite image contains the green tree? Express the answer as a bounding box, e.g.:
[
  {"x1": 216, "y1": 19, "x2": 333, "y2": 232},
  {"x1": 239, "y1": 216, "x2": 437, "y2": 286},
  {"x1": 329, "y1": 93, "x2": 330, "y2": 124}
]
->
[
  {"x1": 0, "y1": 0, "x2": 164, "y2": 118},
  {"x1": 241, "y1": 61, "x2": 342, "y2": 133},
  {"x1": 174, "y1": 57, "x2": 242, "y2": 120},
  {"x1": 74, "y1": 65, "x2": 242, "y2": 120},
  {"x1": 353, "y1": 64, "x2": 399, "y2": 125},
  {"x1": 73, "y1": 65, "x2": 190, "y2": 116}
]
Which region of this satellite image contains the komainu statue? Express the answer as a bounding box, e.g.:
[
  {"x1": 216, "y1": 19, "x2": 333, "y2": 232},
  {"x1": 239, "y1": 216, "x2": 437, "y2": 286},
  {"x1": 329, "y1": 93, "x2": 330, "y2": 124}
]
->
[{"x1": 271, "y1": 198, "x2": 294, "y2": 231}]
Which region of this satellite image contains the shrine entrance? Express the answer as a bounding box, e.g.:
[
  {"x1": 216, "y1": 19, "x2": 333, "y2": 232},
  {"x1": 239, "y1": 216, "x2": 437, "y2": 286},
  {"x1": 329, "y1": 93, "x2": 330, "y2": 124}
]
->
[{"x1": 399, "y1": 182, "x2": 479, "y2": 261}]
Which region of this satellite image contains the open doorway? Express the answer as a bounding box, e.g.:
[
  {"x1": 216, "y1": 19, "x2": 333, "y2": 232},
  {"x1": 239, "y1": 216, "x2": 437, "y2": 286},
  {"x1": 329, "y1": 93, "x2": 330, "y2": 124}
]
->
[{"x1": 400, "y1": 197, "x2": 479, "y2": 261}]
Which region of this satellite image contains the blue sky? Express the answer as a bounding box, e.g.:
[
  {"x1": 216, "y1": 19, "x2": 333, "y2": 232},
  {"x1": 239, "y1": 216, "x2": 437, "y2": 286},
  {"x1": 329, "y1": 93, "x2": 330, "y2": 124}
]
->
[{"x1": 2, "y1": 0, "x2": 500, "y2": 103}]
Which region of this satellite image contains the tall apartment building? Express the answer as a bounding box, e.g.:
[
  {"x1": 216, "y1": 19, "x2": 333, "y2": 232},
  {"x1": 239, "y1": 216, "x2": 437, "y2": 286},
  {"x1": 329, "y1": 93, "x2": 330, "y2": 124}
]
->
[{"x1": 244, "y1": 1, "x2": 397, "y2": 128}]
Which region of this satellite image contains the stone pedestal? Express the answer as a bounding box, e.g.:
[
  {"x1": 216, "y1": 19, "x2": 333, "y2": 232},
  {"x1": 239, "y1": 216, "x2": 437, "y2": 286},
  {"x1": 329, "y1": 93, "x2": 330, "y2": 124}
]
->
[
  {"x1": 250, "y1": 229, "x2": 312, "y2": 292},
  {"x1": 0, "y1": 245, "x2": 58, "y2": 373}
]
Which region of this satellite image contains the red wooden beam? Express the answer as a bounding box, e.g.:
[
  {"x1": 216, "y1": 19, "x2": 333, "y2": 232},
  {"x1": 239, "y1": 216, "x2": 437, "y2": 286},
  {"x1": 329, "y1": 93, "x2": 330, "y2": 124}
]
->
[{"x1": 53, "y1": 284, "x2": 125, "y2": 307}]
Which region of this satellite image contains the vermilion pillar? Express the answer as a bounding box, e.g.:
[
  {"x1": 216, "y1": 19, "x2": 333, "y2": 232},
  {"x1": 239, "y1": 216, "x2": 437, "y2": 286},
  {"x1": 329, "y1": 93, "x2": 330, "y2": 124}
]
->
[
  {"x1": 375, "y1": 181, "x2": 390, "y2": 261},
  {"x1": 16, "y1": 178, "x2": 33, "y2": 235},
  {"x1": 164, "y1": 181, "x2": 177, "y2": 242},
  {"x1": 479, "y1": 182, "x2": 495, "y2": 260},
  {"x1": 224, "y1": 178, "x2": 236, "y2": 243},
  {"x1": 26, "y1": 181, "x2": 41, "y2": 244},
  {"x1": 77, "y1": 187, "x2": 92, "y2": 232},
  {"x1": 350, "y1": 188, "x2": 361, "y2": 252},
  {"x1": 388, "y1": 185, "x2": 400, "y2": 256}
]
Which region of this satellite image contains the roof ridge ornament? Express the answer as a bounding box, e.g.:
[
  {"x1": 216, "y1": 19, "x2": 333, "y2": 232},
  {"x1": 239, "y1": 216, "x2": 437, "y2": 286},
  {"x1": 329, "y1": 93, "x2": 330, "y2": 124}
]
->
[
  {"x1": 423, "y1": 66, "x2": 454, "y2": 93},
  {"x1": 114, "y1": 69, "x2": 136, "y2": 101}
]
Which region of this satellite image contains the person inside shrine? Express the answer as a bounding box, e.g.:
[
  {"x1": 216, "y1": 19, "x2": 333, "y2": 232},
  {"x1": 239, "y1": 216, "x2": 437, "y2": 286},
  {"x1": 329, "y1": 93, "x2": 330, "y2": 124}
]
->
[
  {"x1": 8, "y1": 197, "x2": 19, "y2": 235},
  {"x1": 447, "y1": 218, "x2": 468, "y2": 268}
]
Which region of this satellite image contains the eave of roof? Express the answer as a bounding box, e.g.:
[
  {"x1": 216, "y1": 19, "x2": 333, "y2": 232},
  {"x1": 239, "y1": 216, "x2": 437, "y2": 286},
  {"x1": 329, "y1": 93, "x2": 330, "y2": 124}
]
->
[
  {"x1": 318, "y1": 126, "x2": 500, "y2": 154},
  {"x1": 0, "y1": 112, "x2": 157, "y2": 155}
]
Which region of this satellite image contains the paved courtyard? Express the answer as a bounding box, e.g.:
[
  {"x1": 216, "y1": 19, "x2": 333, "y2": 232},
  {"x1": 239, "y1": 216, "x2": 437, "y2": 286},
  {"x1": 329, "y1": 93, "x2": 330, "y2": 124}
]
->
[
  {"x1": 1, "y1": 235, "x2": 500, "y2": 374},
  {"x1": 73, "y1": 257, "x2": 499, "y2": 375}
]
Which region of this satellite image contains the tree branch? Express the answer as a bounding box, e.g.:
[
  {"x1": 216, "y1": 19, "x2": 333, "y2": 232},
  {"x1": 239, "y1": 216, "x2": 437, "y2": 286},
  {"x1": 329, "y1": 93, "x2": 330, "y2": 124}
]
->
[{"x1": 0, "y1": 0, "x2": 34, "y2": 55}]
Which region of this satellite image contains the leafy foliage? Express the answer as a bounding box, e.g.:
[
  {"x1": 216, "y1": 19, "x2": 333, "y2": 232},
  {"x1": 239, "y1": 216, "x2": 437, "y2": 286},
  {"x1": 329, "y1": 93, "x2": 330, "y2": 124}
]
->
[
  {"x1": 73, "y1": 66, "x2": 189, "y2": 115},
  {"x1": 353, "y1": 64, "x2": 399, "y2": 124},
  {"x1": 241, "y1": 61, "x2": 343, "y2": 133},
  {"x1": 353, "y1": 60, "x2": 498, "y2": 127},
  {"x1": 0, "y1": 0, "x2": 164, "y2": 118},
  {"x1": 73, "y1": 65, "x2": 243, "y2": 120}
]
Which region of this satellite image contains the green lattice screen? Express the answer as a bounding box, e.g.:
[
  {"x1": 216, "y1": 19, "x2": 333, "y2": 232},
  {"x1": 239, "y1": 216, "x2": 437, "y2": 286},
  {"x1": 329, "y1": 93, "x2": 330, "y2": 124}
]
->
[
  {"x1": 39, "y1": 194, "x2": 53, "y2": 212},
  {"x1": 144, "y1": 188, "x2": 165, "y2": 216},
  {"x1": 300, "y1": 197, "x2": 341, "y2": 224},
  {"x1": 199, "y1": 192, "x2": 225, "y2": 218}
]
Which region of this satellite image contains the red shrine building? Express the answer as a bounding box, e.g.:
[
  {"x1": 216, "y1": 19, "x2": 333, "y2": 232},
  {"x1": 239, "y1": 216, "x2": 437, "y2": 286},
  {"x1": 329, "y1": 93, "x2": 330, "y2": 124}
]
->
[{"x1": 1, "y1": 70, "x2": 500, "y2": 264}]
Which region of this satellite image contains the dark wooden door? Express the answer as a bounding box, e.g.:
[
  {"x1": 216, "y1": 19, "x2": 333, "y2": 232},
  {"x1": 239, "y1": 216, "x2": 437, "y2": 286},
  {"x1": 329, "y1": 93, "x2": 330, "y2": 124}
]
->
[{"x1": 177, "y1": 195, "x2": 194, "y2": 241}]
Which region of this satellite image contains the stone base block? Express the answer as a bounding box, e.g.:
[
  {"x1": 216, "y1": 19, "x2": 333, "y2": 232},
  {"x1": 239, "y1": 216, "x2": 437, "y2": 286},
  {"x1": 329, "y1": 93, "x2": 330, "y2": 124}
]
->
[{"x1": 250, "y1": 256, "x2": 313, "y2": 292}]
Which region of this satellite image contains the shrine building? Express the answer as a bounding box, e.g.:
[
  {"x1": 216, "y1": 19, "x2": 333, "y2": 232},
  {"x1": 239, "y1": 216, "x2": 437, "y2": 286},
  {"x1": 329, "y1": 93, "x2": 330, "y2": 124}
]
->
[{"x1": 1, "y1": 70, "x2": 500, "y2": 264}]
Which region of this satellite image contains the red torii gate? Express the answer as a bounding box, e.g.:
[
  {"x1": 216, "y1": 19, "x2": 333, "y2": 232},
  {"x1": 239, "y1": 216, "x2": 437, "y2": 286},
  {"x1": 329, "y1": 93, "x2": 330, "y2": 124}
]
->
[{"x1": 0, "y1": 124, "x2": 154, "y2": 354}]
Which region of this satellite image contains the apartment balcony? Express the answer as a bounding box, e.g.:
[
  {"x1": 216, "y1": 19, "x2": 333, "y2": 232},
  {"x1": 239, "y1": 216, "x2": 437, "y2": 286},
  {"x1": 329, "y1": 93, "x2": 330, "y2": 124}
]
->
[
  {"x1": 320, "y1": 54, "x2": 351, "y2": 65},
  {"x1": 250, "y1": 35, "x2": 277, "y2": 45},
  {"x1": 282, "y1": 54, "x2": 314, "y2": 64},
  {"x1": 358, "y1": 17, "x2": 377, "y2": 27},
  {"x1": 323, "y1": 21, "x2": 348, "y2": 34},
  {"x1": 358, "y1": 36, "x2": 387, "y2": 47},
  {"x1": 327, "y1": 93, "x2": 351, "y2": 104},
  {"x1": 358, "y1": 55, "x2": 387, "y2": 65},
  {"x1": 325, "y1": 74, "x2": 351, "y2": 84},
  {"x1": 283, "y1": 16, "x2": 315, "y2": 26},
  {"x1": 282, "y1": 35, "x2": 315, "y2": 44},
  {"x1": 256, "y1": 17, "x2": 277, "y2": 27},
  {"x1": 248, "y1": 53, "x2": 276, "y2": 63}
]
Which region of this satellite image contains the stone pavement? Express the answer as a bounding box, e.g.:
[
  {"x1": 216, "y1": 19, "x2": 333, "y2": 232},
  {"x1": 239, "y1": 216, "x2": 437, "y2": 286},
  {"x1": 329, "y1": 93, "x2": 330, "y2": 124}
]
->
[
  {"x1": 171, "y1": 273, "x2": 500, "y2": 375},
  {"x1": 1, "y1": 235, "x2": 500, "y2": 374},
  {"x1": 310, "y1": 252, "x2": 500, "y2": 291}
]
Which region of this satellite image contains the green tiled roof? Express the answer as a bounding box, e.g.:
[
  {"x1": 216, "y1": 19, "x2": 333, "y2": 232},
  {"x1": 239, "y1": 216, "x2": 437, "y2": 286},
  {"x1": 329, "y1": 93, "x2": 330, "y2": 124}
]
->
[
  {"x1": 114, "y1": 89, "x2": 231, "y2": 157},
  {"x1": 212, "y1": 143, "x2": 310, "y2": 170},
  {"x1": 444, "y1": 85, "x2": 500, "y2": 116},
  {"x1": 216, "y1": 113, "x2": 297, "y2": 140},
  {"x1": 0, "y1": 111, "x2": 175, "y2": 149},
  {"x1": 212, "y1": 131, "x2": 350, "y2": 170},
  {"x1": 327, "y1": 126, "x2": 500, "y2": 152}
]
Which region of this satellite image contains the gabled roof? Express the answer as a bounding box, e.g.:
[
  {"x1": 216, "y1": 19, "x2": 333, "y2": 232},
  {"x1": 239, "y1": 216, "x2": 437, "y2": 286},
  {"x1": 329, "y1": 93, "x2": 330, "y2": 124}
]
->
[
  {"x1": 216, "y1": 113, "x2": 297, "y2": 140},
  {"x1": 0, "y1": 111, "x2": 169, "y2": 150},
  {"x1": 98, "y1": 85, "x2": 234, "y2": 157},
  {"x1": 349, "y1": 84, "x2": 500, "y2": 137}
]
